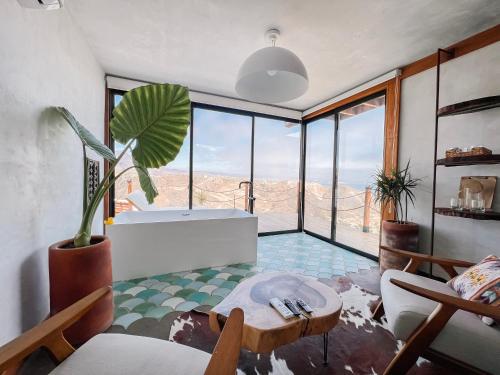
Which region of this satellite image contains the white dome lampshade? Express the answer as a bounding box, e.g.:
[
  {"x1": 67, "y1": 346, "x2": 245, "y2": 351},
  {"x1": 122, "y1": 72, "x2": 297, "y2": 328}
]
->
[{"x1": 236, "y1": 29, "x2": 308, "y2": 104}]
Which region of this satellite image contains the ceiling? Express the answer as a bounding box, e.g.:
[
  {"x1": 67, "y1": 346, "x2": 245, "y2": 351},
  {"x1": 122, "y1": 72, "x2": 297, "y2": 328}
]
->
[{"x1": 66, "y1": 0, "x2": 500, "y2": 110}]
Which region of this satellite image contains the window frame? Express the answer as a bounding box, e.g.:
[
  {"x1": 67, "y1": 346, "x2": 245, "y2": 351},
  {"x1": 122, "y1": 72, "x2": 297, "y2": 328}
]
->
[
  {"x1": 104, "y1": 91, "x2": 303, "y2": 235},
  {"x1": 303, "y1": 89, "x2": 391, "y2": 260}
]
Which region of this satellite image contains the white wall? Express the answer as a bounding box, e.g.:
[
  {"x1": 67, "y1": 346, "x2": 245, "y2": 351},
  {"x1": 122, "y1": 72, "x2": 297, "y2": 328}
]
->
[
  {"x1": 0, "y1": 3, "x2": 104, "y2": 344},
  {"x1": 399, "y1": 42, "x2": 500, "y2": 271}
]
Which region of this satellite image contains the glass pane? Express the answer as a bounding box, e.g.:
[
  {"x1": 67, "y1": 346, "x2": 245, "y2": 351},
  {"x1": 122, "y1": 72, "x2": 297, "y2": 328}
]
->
[
  {"x1": 113, "y1": 94, "x2": 190, "y2": 214},
  {"x1": 304, "y1": 116, "x2": 335, "y2": 238},
  {"x1": 192, "y1": 108, "x2": 252, "y2": 209},
  {"x1": 253, "y1": 117, "x2": 301, "y2": 232},
  {"x1": 334, "y1": 95, "x2": 385, "y2": 256}
]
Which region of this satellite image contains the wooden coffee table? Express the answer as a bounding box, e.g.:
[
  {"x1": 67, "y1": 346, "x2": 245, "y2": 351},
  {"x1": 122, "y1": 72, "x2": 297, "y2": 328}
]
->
[{"x1": 208, "y1": 272, "x2": 342, "y2": 364}]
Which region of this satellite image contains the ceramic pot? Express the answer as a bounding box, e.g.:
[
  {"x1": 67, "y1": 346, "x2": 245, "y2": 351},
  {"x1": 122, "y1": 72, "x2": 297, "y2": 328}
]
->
[
  {"x1": 49, "y1": 235, "x2": 113, "y2": 345},
  {"x1": 379, "y1": 220, "x2": 419, "y2": 274}
]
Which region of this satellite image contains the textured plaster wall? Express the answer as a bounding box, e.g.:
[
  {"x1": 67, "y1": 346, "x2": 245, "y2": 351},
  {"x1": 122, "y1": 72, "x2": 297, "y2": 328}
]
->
[
  {"x1": 0, "y1": 2, "x2": 104, "y2": 344},
  {"x1": 399, "y1": 42, "x2": 500, "y2": 272}
]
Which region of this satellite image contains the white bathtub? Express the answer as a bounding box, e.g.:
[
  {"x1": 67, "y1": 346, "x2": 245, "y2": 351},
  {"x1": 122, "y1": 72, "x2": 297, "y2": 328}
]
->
[{"x1": 107, "y1": 209, "x2": 258, "y2": 281}]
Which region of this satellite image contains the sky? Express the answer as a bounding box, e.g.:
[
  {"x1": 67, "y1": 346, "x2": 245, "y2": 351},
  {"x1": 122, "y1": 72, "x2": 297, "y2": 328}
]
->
[
  {"x1": 113, "y1": 95, "x2": 384, "y2": 189},
  {"x1": 306, "y1": 106, "x2": 385, "y2": 189}
]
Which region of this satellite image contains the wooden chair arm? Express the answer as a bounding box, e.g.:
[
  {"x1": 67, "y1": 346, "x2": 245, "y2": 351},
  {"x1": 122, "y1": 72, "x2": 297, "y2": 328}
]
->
[
  {"x1": 380, "y1": 246, "x2": 475, "y2": 278},
  {"x1": 390, "y1": 278, "x2": 500, "y2": 320},
  {"x1": 0, "y1": 286, "x2": 112, "y2": 373},
  {"x1": 205, "y1": 308, "x2": 244, "y2": 375}
]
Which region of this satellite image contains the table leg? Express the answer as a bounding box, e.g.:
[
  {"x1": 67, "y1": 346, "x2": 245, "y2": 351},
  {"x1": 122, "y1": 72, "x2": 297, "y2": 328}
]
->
[{"x1": 323, "y1": 332, "x2": 329, "y2": 366}]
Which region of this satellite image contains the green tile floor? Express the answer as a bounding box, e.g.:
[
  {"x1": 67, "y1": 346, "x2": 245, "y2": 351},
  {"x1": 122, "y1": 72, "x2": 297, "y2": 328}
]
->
[{"x1": 112, "y1": 233, "x2": 377, "y2": 328}]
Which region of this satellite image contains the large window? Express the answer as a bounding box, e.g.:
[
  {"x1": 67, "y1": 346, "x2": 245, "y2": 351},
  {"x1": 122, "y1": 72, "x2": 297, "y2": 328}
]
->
[
  {"x1": 192, "y1": 108, "x2": 252, "y2": 210},
  {"x1": 304, "y1": 94, "x2": 385, "y2": 257},
  {"x1": 304, "y1": 116, "x2": 335, "y2": 238},
  {"x1": 334, "y1": 96, "x2": 385, "y2": 256},
  {"x1": 253, "y1": 117, "x2": 301, "y2": 232},
  {"x1": 111, "y1": 94, "x2": 190, "y2": 214},
  {"x1": 108, "y1": 92, "x2": 301, "y2": 234}
]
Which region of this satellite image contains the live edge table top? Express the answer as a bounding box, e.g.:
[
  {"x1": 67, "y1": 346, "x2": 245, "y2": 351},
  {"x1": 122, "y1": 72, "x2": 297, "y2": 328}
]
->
[{"x1": 208, "y1": 272, "x2": 342, "y2": 353}]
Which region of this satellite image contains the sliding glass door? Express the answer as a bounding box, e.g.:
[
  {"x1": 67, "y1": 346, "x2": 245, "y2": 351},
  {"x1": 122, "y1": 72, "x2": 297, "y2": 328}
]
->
[
  {"x1": 192, "y1": 107, "x2": 252, "y2": 210},
  {"x1": 108, "y1": 92, "x2": 302, "y2": 234},
  {"x1": 304, "y1": 94, "x2": 385, "y2": 257},
  {"x1": 304, "y1": 115, "x2": 335, "y2": 238},
  {"x1": 334, "y1": 96, "x2": 385, "y2": 256},
  {"x1": 253, "y1": 117, "x2": 301, "y2": 233}
]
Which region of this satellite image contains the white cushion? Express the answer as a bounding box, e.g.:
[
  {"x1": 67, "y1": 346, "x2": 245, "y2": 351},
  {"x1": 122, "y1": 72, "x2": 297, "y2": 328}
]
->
[
  {"x1": 381, "y1": 270, "x2": 500, "y2": 374},
  {"x1": 49, "y1": 334, "x2": 210, "y2": 375}
]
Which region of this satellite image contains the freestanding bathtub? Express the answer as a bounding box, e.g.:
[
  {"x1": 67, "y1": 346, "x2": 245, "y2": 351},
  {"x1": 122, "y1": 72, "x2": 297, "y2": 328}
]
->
[{"x1": 106, "y1": 209, "x2": 258, "y2": 281}]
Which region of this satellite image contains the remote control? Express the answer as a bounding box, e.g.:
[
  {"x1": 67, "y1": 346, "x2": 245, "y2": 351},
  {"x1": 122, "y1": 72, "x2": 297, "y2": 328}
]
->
[
  {"x1": 296, "y1": 298, "x2": 313, "y2": 314},
  {"x1": 283, "y1": 298, "x2": 301, "y2": 316},
  {"x1": 269, "y1": 298, "x2": 294, "y2": 319}
]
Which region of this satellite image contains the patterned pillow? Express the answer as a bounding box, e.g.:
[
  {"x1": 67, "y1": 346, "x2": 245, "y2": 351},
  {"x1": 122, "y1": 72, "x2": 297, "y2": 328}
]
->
[{"x1": 447, "y1": 255, "x2": 500, "y2": 325}]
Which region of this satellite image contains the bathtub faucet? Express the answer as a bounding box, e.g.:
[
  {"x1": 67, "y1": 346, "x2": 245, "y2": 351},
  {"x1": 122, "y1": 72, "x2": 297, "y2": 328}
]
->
[{"x1": 239, "y1": 181, "x2": 255, "y2": 212}]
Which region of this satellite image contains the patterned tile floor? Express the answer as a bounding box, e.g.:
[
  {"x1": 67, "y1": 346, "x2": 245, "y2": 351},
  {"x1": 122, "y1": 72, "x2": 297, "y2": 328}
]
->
[{"x1": 111, "y1": 233, "x2": 378, "y2": 328}]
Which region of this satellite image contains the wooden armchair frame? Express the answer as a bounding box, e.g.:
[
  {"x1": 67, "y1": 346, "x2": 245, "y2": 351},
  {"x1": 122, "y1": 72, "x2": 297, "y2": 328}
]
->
[
  {"x1": 373, "y1": 246, "x2": 499, "y2": 375},
  {"x1": 0, "y1": 287, "x2": 244, "y2": 375}
]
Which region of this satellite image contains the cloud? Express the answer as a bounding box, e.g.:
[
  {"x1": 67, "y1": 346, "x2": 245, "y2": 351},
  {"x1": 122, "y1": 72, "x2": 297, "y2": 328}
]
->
[{"x1": 195, "y1": 143, "x2": 221, "y2": 153}]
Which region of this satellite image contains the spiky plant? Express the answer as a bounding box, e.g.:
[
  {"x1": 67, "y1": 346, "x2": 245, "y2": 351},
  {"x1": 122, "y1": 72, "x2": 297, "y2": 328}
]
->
[
  {"x1": 56, "y1": 83, "x2": 191, "y2": 247},
  {"x1": 372, "y1": 160, "x2": 420, "y2": 223}
]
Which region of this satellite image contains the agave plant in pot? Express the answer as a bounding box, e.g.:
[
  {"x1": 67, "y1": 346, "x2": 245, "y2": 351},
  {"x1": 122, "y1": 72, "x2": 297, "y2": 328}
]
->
[
  {"x1": 373, "y1": 160, "x2": 420, "y2": 274},
  {"x1": 49, "y1": 84, "x2": 190, "y2": 344}
]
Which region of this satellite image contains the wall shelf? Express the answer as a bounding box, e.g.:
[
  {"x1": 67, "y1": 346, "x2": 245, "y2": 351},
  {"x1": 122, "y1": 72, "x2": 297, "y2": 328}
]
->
[
  {"x1": 429, "y1": 48, "x2": 500, "y2": 276},
  {"x1": 436, "y1": 154, "x2": 500, "y2": 167},
  {"x1": 435, "y1": 207, "x2": 500, "y2": 221},
  {"x1": 437, "y1": 95, "x2": 500, "y2": 117}
]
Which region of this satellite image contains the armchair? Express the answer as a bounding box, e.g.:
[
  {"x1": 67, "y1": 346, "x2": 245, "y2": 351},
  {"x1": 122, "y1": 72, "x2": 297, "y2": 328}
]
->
[
  {"x1": 374, "y1": 246, "x2": 500, "y2": 375},
  {"x1": 0, "y1": 287, "x2": 244, "y2": 375}
]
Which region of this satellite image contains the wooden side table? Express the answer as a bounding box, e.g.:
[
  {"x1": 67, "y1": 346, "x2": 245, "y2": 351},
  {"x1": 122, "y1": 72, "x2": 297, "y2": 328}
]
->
[{"x1": 209, "y1": 272, "x2": 342, "y2": 364}]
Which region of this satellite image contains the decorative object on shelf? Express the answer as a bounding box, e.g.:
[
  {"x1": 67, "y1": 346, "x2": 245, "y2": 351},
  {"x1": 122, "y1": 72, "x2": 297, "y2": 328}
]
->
[
  {"x1": 445, "y1": 146, "x2": 492, "y2": 159},
  {"x1": 235, "y1": 28, "x2": 308, "y2": 103},
  {"x1": 48, "y1": 84, "x2": 191, "y2": 345},
  {"x1": 437, "y1": 153, "x2": 500, "y2": 167},
  {"x1": 86, "y1": 158, "x2": 100, "y2": 203},
  {"x1": 450, "y1": 197, "x2": 458, "y2": 210},
  {"x1": 458, "y1": 176, "x2": 496, "y2": 209},
  {"x1": 435, "y1": 207, "x2": 500, "y2": 220},
  {"x1": 373, "y1": 160, "x2": 420, "y2": 274}
]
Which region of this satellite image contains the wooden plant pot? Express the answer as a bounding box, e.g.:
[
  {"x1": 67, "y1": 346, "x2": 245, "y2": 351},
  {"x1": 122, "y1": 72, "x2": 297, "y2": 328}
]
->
[
  {"x1": 49, "y1": 235, "x2": 113, "y2": 345},
  {"x1": 379, "y1": 220, "x2": 419, "y2": 274}
]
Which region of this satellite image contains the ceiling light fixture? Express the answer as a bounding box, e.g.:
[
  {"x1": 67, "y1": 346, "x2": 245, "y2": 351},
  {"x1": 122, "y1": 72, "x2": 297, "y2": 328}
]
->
[
  {"x1": 235, "y1": 28, "x2": 308, "y2": 104},
  {"x1": 17, "y1": 0, "x2": 63, "y2": 10}
]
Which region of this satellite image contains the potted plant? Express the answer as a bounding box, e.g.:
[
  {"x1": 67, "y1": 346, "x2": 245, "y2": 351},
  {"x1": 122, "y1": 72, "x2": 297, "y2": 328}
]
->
[
  {"x1": 373, "y1": 160, "x2": 420, "y2": 274},
  {"x1": 49, "y1": 84, "x2": 190, "y2": 344}
]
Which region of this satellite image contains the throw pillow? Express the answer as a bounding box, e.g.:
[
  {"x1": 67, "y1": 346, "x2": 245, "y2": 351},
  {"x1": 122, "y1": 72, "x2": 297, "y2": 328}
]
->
[{"x1": 447, "y1": 255, "x2": 499, "y2": 325}]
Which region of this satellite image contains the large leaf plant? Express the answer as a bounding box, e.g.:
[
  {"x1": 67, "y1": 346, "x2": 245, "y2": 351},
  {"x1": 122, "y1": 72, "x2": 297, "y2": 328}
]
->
[
  {"x1": 56, "y1": 83, "x2": 190, "y2": 247},
  {"x1": 372, "y1": 160, "x2": 420, "y2": 224}
]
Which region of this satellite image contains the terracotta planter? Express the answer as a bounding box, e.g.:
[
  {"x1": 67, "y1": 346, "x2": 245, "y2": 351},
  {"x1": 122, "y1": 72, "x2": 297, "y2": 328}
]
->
[
  {"x1": 379, "y1": 220, "x2": 419, "y2": 274},
  {"x1": 49, "y1": 235, "x2": 113, "y2": 345}
]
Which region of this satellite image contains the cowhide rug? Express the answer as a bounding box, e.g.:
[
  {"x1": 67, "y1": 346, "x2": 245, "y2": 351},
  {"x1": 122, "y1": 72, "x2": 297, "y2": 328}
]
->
[
  {"x1": 107, "y1": 270, "x2": 452, "y2": 375},
  {"x1": 20, "y1": 271, "x2": 453, "y2": 374}
]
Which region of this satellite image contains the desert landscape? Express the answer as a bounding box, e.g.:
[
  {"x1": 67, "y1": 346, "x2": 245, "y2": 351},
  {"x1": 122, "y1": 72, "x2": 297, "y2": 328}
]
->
[{"x1": 114, "y1": 159, "x2": 380, "y2": 256}]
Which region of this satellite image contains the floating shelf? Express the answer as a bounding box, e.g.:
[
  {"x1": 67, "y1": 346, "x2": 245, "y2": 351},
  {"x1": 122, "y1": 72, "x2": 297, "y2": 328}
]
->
[
  {"x1": 437, "y1": 95, "x2": 500, "y2": 117},
  {"x1": 436, "y1": 154, "x2": 500, "y2": 167},
  {"x1": 434, "y1": 207, "x2": 500, "y2": 221}
]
